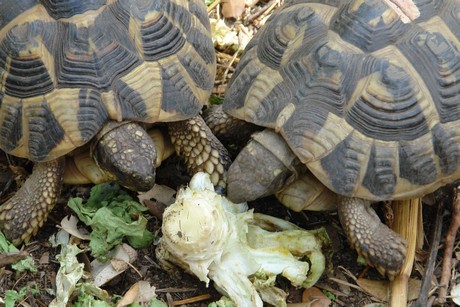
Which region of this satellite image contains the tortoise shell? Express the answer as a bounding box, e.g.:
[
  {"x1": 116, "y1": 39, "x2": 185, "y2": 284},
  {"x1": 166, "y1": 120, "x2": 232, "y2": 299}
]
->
[
  {"x1": 223, "y1": 0, "x2": 460, "y2": 200},
  {"x1": 0, "y1": 0, "x2": 215, "y2": 162}
]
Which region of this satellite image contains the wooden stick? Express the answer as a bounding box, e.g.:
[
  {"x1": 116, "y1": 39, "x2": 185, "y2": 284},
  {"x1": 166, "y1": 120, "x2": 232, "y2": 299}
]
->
[
  {"x1": 173, "y1": 294, "x2": 212, "y2": 305},
  {"x1": 207, "y1": 0, "x2": 221, "y2": 13},
  {"x1": 246, "y1": 0, "x2": 278, "y2": 24},
  {"x1": 413, "y1": 198, "x2": 444, "y2": 307},
  {"x1": 383, "y1": 0, "x2": 420, "y2": 23},
  {"x1": 389, "y1": 198, "x2": 422, "y2": 306},
  {"x1": 437, "y1": 187, "x2": 460, "y2": 304}
]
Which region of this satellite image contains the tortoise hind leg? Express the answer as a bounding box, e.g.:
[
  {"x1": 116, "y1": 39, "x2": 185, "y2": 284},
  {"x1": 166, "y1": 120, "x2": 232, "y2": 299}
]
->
[
  {"x1": 168, "y1": 115, "x2": 231, "y2": 189},
  {"x1": 0, "y1": 158, "x2": 64, "y2": 246},
  {"x1": 337, "y1": 196, "x2": 407, "y2": 279}
]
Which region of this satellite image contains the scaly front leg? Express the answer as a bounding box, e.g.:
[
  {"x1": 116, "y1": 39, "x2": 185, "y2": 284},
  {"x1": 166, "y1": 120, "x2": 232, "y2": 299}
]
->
[
  {"x1": 0, "y1": 158, "x2": 64, "y2": 246},
  {"x1": 168, "y1": 115, "x2": 231, "y2": 190}
]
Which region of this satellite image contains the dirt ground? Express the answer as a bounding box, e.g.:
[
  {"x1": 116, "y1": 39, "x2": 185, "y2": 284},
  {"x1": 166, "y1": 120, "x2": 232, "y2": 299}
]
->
[
  {"x1": 1, "y1": 1, "x2": 459, "y2": 306},
  {"x1": 0, "y1": 153, "x2": 455, "y2": 307}
]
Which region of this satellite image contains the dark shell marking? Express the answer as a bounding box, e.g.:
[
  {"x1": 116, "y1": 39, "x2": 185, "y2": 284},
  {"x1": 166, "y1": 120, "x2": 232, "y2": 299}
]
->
[
  {"x1": 0, "y1": 0, "x2": 215, "y2": 162},
  {"x1": 224, "y1": 0, "x2": 460, "y2": 200}
]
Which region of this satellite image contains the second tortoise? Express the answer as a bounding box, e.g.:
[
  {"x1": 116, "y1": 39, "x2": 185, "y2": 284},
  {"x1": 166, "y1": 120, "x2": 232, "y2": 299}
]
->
[{"x1": 206, "y1": 0, "x2": 460, "y2": 278}]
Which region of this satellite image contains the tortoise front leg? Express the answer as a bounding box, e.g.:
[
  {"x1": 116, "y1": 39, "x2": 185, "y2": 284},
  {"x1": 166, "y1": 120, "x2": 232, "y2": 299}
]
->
[
  {"x1": 168, "y1": 115, "x2": 231, "y2": 189},
  {"x1": 203, "y1": 105, "x2": 261, "y2": 146},
  {"x1": 337, "y1": 196, "x2": 407, "y2": 279},
  {"x1": 0, "y1": 158, "x2": 64, "y2": 246}
]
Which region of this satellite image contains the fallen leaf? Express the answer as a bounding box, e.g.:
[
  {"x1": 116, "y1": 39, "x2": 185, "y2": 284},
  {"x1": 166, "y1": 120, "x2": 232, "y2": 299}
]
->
[
  {"x1": 91, "y1": 244, "x2": 138, "y2": 287},
  {"x1": 116, "y1": 281, "x2": 157, "y2": 307},
  {"x1": 356, "y1": 278, "x2": 421, "y2": 302},
  {"x1": 451, "y1": 283, "x2": 460, "y2": 305},
  {"x1": 0, "y1": 251, "x2": 29, "y2": 267},
  {"x1": 111, "y1": 258, "x2": 129, "y2": 272},
  {"x1": 60, "y1": 215, "x2": 90, "y2": 240},
  {"x1": 221, "y1": 0, "x2": 245, "y2": 19},
  {"x1": 356, "y1": 279, "x2": 389, "y2": 301},
  {"x1": 138, "y1": 184, "x2": 176, "y2": 207},
  {"x1": 301, "y1": 287, "x2": 331, "y2": 307},
  {"x1": 39, "y1": 252, "x2": 49, "y2": 265},
  {"x1": 143, "y1": 199, "x2": 167, "y2": 220}
]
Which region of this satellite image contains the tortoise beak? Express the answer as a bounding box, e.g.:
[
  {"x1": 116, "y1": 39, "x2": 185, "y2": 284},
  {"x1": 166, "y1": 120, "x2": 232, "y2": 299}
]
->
[
  {"x1": 93, "y1": 122, "x2": 157, "y2": 192},
  {"x1": 111, "y1": 154, "x2": 156, "y2": 192}
]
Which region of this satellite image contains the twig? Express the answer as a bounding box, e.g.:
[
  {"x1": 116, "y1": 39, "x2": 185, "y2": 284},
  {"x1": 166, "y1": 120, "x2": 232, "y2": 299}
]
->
[
  {"x1": 173, "y1": 294, "x2": 212, "y2": 305},
  {"x1": 413, "y1": 197, "x2": 445, "y2": 307},
  {"x1": 436, "y1": 186, "x2": 460, "y2": 304},
  {"x1": 246, "y1": 0, "x2": 278, "y2": 24},
  {"x1": 383, "y1": 0, "x2": 420, "y2": 23},
  {"x1": 156, "y1": 287, "x2": 197, "y2": 293},
  {"x1": 207, "y1": 0, "x2": 221, "y2": 13},
  {"x1": 0, "y1": 251, "x2": 29, "y2": 267},
  {"x1": 217, "y1": 51, "x2": 241, "y2": 63},
  {"x1": 220, "y1": 50, "x2": 240, "y2": 84}
]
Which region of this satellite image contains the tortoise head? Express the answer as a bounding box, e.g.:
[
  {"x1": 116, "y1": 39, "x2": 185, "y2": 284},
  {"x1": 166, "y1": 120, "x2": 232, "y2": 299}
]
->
[{"x1": 92, "y1": 122, "x2": 157, "y2": 192}]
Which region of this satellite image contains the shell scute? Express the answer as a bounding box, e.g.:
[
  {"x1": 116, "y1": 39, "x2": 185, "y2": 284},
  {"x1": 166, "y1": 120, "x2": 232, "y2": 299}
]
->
[
  {"x1": 0, "y1": 0, "x2": 215, "y2": 161},
  {"x1": 225, "y1": 0, "x2": 460, "y2": 199}
]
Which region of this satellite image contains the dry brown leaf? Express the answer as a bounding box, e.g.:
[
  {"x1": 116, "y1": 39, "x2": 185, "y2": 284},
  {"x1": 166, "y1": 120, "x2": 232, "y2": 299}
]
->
[
  {"x1": 407, "y1": 279, "x2": 422, "y2": 301},
  {"x1": 301, "y1": 287, "x2": 331, "y2": 307},
  {"x1": 138, "y1": 184, "x2": 176, "y2": 207},
  {"x1": 143, "y1": 199, "x2": 167, "y2": 220},
  {"x1": 356, "y1": 278, "x2": 389, "y2": 301},
  {"x1": 356, "y1": 278, "x2": 421, "y2": 302},
  {"x1": 0, "y1": 251, "x2": 29, "y2": 267},
  {"x1": 60, "y1": 215, "x2": 90, "y2": 240},
  {"x1": 111, "y1": 258, "x2": 129, "y2": 272},
  {"x1": 91, "y1": 244, "x2": 138, "y2": 287},
  {"x1": 39, "y1": 252, "x2": 49, "y2": 265},
  {"x1": 221, "y1": 0, "x2": 245, "y2": 19},
  {"x1": 138, "y1": 184, "x2": 177, "y2": 218},
  {"x1": 116, "y1": 281, "x2": 157, "y2": 307}
]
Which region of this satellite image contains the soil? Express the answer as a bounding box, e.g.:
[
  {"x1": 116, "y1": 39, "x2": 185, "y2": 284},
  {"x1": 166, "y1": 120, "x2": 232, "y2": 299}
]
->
[{"x1": 0, "y1": 154, "x2": 453, "y2": 307}]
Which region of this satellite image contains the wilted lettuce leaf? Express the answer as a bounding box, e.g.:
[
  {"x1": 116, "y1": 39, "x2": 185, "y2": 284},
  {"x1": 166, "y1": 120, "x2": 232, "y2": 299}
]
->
[
  {"x1": 49, "y1": 230, "x2": 111, "y2": 306},
  {"x1": 73, "y1": 284, "x2": 112, "y2": 307},
  {"x1": 67, "y1": 183, "x2": 153, "y2": 260}
]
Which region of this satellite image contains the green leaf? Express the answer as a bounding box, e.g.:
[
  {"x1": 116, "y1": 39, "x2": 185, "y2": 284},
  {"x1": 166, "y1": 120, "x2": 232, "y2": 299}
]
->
[
  {"x1": 0, "y1": 231, "x2": 15, "y2": 252},
  {"x1": 209, "y1": 94, "x2": 224, "y2": 105},
  {"x1": 67, "y1": 183, "x2": 153, "y2": 260},
  {"x1": 149, "y1": 298, "x2": 168, "y2": 307},
  {"x1": 74, "y1": 284, "x2": 112, "y2": 307},
  {"x1": 11, "y1": 256, "x2": 36, "y2": 273},
  {"x1": 322, "y1": 289, "x2": 336, "y2": 300},
  {"x1": 0, "y1": 231, "x2": 36, "y2": 273},
  {"x1": 5, "y1": 288, "x2": 28, "y2": 307},
  {"x1": 127, "y1": 229, "x2": 154, "y2": 249}
]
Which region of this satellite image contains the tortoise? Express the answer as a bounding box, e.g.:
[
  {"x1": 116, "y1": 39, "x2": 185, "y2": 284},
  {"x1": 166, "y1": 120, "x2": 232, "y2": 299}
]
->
[
  {"x1": 0, "y1": 0, "x2": 231, "y2": 246},
  {"x1": 205, "y1": 0, "x2": 460, "y2": 278}
]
